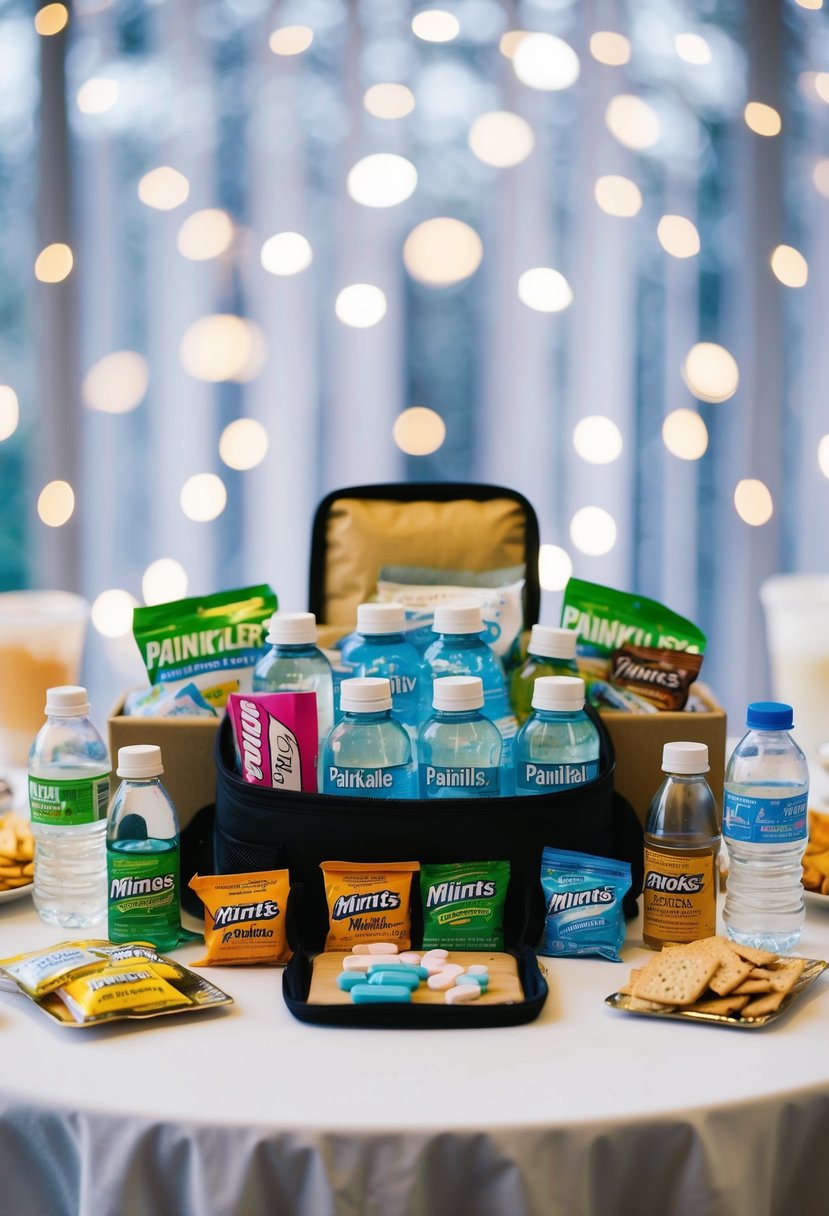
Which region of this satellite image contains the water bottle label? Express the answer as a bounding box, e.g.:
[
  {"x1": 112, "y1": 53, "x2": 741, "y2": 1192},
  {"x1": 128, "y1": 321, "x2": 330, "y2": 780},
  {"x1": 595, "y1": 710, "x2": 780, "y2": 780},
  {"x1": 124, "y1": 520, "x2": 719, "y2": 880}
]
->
[
  {"x1": 324, "y1": 766, "x2": 412, "y2": 796},
  {"x1": 517, "y1": 760, "x2": 599, "y2": 792},
  {"x1": 28, "y1": 774, "x2": 110, "y2": 826},
  {"x1": 107, "y1": 845, "x2": 180, "y2": 944},
  {"x1": 420, "y1": 765, "x2": 500, "y2": 795},
  {"x1": 723, "y1": 791, "x2": 808, "y2": 844}
]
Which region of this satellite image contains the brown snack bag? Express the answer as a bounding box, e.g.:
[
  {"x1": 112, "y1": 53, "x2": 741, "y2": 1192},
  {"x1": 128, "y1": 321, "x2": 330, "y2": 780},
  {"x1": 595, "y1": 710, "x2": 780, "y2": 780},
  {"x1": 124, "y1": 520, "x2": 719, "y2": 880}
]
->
[
  {"x1": 610, "y1": 645, "x2": 703, "y2": 711},
  {"x1": 189, "y1": 870, "x2": 292, "y2": 966}
]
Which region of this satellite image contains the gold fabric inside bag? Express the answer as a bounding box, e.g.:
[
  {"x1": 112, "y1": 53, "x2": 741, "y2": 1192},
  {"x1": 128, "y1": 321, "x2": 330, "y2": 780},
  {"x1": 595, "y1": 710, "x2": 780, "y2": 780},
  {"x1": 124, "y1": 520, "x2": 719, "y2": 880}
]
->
[{"x1": 321, "y1": 496, "x2": 529, "y2": 625}]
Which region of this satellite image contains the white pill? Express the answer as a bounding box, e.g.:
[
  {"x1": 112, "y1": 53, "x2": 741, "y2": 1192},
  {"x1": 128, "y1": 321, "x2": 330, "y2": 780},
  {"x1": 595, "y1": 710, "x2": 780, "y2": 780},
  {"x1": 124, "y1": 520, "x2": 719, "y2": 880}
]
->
[
  {"x1": 351, "y1": 942, "x2": 399, "y2": 955},
  {"x1": 422, "y1": 961, "x2": 446, "y2": 976},
  {"x1": 445, "y1": 985, "x2": 481, "y2": 1005},
  {"x1": 399, "y1": 952, "x2": 422, "y2": 966},
  {"x1": 438, "y1": 963, "x2": 464, "y2": 978},
  {"x1": 467, "y1": 965, "x2": 489, "y2": 975},
  {"x1": 427, "y1": 971, "x2": 457, "y2": 991},
  {"x1": 421, "y1": 949, "x2": 449, "y2": 962},
  {"x1": 342, "y1": 956, "x2": 373, "y2": 971}
]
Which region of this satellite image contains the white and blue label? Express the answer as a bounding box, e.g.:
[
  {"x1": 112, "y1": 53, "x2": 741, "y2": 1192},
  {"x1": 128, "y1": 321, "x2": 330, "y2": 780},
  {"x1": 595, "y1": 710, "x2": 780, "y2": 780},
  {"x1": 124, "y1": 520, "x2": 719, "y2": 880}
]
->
[
  {"x1": 420, "y1": 765, "x2": 499, "y2": 796},
  {"x1": 324, "y1": 766, "x2": 412, "y2": 797},
  {"x1": 518, "y1": 760, "x2": 599, "y2": 792},
  {"x1": 723, "y1": 790, "x2": 808, "y2": 844}
]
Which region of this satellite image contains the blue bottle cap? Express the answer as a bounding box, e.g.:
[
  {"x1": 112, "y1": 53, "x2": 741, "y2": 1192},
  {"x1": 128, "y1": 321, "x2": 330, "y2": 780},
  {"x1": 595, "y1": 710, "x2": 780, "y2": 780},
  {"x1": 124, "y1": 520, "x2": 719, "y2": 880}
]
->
[{"x1": 746, "y1": 701, "x2": 794, "y2": 731}]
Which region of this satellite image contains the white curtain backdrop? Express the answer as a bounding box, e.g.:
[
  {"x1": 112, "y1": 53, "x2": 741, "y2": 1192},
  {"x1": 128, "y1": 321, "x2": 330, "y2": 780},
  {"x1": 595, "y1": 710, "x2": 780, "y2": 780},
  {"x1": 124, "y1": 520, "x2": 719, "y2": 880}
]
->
[{"x1": 10, "y1": 0, "x2": 827, "y2": 728}]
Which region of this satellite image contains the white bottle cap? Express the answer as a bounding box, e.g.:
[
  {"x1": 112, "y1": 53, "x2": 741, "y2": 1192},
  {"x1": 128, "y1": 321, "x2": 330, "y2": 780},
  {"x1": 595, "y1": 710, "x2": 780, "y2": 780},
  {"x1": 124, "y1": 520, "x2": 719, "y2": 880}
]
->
[
  {"x1": 117, "y1": 744, "x2": 164, "y2": 779},
  {"x1": 531, "y1": 676, "x2": 586, "y2": 712},
  {"x1": 662, "y1": 741, "x2": 709, "y2": 774},
  {"x1": 432, "y1": 602, "x2": 484, "y2": 635},
  {"x1": 432, "y1": 675, "x2": 484, "y2": 712},
  {"x1": 266, "y1": 612, "x2": 317, "y2": 645},
  {"x1": 45, "y1": 685, "x2": 91, "y2": 717},
  {"x1": 357, "y1": 602, "x2": 405, "y2": 635},
  {"x1": 340, "y1": 677, "x2": 392, "y2": 714},
  {"x1": 527, "y1": 625, "x2": 578, "y2": 661}
]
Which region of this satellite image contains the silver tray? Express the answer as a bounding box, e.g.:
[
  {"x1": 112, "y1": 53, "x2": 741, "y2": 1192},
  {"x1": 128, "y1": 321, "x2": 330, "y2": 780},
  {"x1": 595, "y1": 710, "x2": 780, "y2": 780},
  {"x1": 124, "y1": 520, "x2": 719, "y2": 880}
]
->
[{"x1": 605, "y1": 958, "x2": 828, "y2": 1029}]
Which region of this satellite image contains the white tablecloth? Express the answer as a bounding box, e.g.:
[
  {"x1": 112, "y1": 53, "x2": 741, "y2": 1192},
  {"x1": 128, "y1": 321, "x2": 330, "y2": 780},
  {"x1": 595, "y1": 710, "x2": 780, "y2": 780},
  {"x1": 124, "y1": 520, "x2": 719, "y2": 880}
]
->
[{"x1": 2, "y1": 890, "x2": 829, "y2": 1216}]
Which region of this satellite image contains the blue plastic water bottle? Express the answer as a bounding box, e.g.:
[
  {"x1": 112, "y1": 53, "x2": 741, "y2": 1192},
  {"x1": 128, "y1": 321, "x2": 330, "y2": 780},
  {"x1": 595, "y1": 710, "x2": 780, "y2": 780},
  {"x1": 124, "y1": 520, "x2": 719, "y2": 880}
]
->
[
  {"x1": 723, "y1": 701, "x2": 809, "y2": 953},
  {"x1": 322, "y1": 678, "x2": 415, "y2": 799},
  {"x1": 345, "y1": 603, "x2": 429, "y2": 755},
  {"x1": 418, "y1": 675, "x2": 502, "y2": 799},
  {"x1": 424, "y1": 602, "x2": 517, "y2": 793},
  {"x1": 514, "y1": 676, "x2": 600, "y2": 795},
  {"x1": 253, "y1": 612, "x2": 334, "y2": 749}
]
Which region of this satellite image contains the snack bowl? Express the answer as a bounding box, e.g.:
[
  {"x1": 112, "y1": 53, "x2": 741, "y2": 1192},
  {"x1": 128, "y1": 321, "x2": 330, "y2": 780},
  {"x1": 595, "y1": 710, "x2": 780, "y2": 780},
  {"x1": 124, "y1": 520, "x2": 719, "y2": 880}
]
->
[{"x1": 0, "y1": 882, "x2": 33, "y2": 905}]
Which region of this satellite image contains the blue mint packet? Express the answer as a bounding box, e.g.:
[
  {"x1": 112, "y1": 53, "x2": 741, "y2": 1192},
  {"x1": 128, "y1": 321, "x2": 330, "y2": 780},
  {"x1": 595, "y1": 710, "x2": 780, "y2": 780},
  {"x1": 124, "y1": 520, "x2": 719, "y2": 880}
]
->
[{"x1": 538, "y1": 847, "x2": 632, "y2": 962}]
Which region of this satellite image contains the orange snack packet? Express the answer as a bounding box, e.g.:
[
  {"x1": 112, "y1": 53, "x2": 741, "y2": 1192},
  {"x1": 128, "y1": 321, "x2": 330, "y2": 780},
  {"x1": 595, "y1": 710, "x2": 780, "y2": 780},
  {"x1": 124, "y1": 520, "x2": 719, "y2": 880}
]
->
[
  {"x1": 188, "y1": 870, "x2": 292, "y2": 966},
  {"x1": 321, "y1": 860, "x2": 419, "y2": 952}
]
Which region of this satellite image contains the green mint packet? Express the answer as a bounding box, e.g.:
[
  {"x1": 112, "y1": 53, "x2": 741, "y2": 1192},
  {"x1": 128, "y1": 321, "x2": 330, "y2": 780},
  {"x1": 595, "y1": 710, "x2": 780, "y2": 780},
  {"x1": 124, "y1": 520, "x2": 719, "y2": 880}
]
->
[
  {"x1": 420, "y1": 861, "x2": 510, "y2": 950},
  {"x1": 133, "y1": 584, "x2": 277, "y2": 694},
  {"x1": 560, "y1": 578, "x2": 706, "y2": 683}
]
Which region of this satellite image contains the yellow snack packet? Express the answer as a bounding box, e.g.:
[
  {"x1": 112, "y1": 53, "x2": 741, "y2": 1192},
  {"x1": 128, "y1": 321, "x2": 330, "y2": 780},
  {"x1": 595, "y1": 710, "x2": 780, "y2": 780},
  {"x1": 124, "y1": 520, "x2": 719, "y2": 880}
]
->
[
  {"x1": 55, "y1": 962, "x2": 192, "y2": 1024},
  {"x1": 188, "y1": 869, "x2": 293, "y2": 966},
  {"x1": 321, "y1": 860, "x2": 419, "y2": 951},
  {"x1": 0, "y1": 940, "x2": 112, "y2": 999}
]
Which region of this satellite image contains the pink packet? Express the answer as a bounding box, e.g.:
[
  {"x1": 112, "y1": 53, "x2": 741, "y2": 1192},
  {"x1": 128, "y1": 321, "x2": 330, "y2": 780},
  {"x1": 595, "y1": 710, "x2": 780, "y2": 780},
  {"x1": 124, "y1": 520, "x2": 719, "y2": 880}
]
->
[{"x1": 227, "y1": 692, "x2": 318, "y2": 793}]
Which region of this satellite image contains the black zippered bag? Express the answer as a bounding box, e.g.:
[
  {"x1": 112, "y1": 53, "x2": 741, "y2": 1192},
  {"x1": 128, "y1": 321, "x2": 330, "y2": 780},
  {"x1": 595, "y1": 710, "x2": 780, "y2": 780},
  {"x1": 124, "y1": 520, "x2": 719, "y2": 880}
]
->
[{"x1": 181, "y1": 482, "x2": 643, "y2": 1027}]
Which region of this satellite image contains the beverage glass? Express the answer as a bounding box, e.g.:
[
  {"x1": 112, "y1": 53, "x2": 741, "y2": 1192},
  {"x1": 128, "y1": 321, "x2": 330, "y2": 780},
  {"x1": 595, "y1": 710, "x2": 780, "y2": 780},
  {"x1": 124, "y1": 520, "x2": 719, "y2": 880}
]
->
[
  {"x1": 0, "y1": 590, "x2": 89, "y2": 768},
  {"x1": 760, "y1": 575, "x2": 829, "y2": 766}
]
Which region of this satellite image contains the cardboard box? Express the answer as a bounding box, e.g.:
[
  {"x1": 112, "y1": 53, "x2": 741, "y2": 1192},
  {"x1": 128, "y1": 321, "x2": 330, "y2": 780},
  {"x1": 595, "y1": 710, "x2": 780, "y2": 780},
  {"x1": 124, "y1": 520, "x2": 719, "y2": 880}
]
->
[
  {"x1": 601, "y1": 684, "x2": 727, "y2": 827},
  {"x1": 109, "y1": 683, "x2": 726, "y2": 833},
  {"x1": 108, "y1": 697, "x2": 220, "y2": 830}
]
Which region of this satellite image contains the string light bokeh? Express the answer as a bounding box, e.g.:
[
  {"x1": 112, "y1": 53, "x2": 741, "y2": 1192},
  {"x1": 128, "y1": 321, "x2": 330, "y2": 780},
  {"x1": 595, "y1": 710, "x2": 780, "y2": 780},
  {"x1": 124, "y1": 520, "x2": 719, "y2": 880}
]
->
[{"x1": 0, "y1": 0, "x2": 826, "y2": 724}]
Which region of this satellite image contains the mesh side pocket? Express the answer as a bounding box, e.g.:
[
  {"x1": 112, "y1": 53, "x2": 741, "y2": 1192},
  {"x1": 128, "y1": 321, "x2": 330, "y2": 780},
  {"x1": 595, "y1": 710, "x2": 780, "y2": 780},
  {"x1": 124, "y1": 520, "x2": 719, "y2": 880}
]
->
[{"x1": 214, "y1": 823, "x2": 284, "y2": 875}]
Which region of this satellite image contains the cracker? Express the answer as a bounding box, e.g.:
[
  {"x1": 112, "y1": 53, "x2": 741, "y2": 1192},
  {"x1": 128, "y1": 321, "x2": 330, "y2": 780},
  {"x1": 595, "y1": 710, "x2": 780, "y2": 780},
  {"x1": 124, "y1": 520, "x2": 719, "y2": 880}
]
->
[
  {"x1": 741, "y1": 992, "x2": 785, "y2": 1018},
  {"x1": 626, "y1": 995, "x2": 676, "y2": 1013},
  {"x1": 732, "y1": 978, "x2": 774, "y2": 995},
  {"x1": 680, "y1": 937, "x2": 755, "y2": 995},
  {"x1": 725, "y1": 941, "x2": 779, "y2": 967},
  {"x1": 618, "y1": 968, "x2": 643, "y2": 996},
  {"x1": 632, "y1": 951, "x2": 718, "y2": 1007},
  {"x1": 690, "y1": 994, "x2": 751, "y2": 1016},
  {"x1": 766, "y1": 958, "x2": 807, "y2": 994}
]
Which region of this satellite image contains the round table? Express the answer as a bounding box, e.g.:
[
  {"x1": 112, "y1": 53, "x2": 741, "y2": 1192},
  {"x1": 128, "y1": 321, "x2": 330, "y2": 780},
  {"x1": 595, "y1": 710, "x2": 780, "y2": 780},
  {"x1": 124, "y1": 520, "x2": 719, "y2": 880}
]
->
[{"x1": 1, "y1": 891, "x2": 829, "y2": 1216}]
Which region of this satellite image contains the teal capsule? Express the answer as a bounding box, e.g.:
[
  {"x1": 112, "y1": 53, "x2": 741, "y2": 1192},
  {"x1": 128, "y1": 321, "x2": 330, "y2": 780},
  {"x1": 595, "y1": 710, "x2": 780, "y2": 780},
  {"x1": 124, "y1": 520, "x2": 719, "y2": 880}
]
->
[
  {"x1": 457, "y1": 974, "x2": 488, "y2": 991},
  {"x1": 367, "y1": 963, "x2": 428, "y2": 980},
  {"x1": 337, "y1": 972, "x2": 366, "y2": 992},
  {"x1": 368, "y1": 970, "x2": 420, "y2": 990},
  {"x1": 351, "y1": 983, "x2": 412, "y2": 1004}
]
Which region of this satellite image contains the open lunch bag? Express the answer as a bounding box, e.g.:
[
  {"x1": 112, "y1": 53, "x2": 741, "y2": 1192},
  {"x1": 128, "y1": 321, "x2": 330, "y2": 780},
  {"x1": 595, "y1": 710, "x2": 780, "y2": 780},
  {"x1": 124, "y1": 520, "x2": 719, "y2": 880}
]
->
[{"x1": 182, "y1": 483, "x2": 644, "y2": 1027}]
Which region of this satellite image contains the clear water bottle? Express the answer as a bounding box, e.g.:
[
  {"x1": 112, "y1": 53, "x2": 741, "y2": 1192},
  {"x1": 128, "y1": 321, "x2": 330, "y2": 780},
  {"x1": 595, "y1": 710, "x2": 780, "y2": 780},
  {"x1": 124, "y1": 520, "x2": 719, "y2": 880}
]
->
[
  {"x1": 253, "y1": 612, "x2": 334, "y2": 750},
  {"x1": 510, "y1": 625, "x2": 579, "y2": 726},
  {"x1": 322, "y1": 677, "x2": 415, "y2": 798},
  {"x1": 723, "y1": 701, "x2": 809, "y2": 954},
  {"x1": 418, "y1": 675, "x2": 502, "y2": 799},
  {"x1": 28, "y1": 685, "x2": 110, "y2": 928},
  {"x1": 107, "y1": 744, "x2": 181, "y2": 951},
  {"x1": 424, "y1": 603, "x2": 517, "y2": 792},
  {"x1": 514, "y1": 676, "x2": 600, "y2": 796},
  {"x1": 346, "y1": 603, "x2": 429, "y2": 754},
  {"x1": 643, "y1": 742, "x2": 720, "y2": 949}
]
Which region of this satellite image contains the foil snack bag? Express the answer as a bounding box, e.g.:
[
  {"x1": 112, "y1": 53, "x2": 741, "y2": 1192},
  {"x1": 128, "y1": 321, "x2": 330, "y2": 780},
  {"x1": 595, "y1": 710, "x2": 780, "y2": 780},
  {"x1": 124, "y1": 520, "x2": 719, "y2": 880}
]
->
[
  {"x1": 189, "y1": 870, "x2": 293, "y2": 966},
  {"x1": 560, "y1": 578, "x2": 706, "y2": 708},
  {"x1": 227, "y1": 692, "x2": 318, "y2": 792},
  {"x1": 321, "y1": 860, "x2": 419, "y2": 952},
  {"x1": 132, "y1": 584, "x2": 277, "y2": 711},
  {"x1": 539, "y1": 848, "x2": 632, "y2": 962}
]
